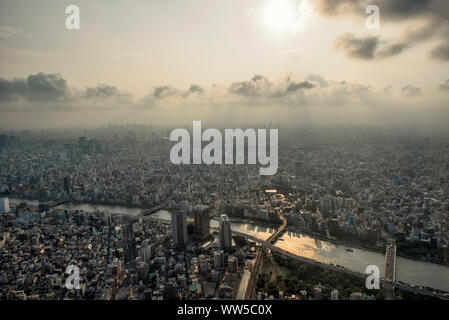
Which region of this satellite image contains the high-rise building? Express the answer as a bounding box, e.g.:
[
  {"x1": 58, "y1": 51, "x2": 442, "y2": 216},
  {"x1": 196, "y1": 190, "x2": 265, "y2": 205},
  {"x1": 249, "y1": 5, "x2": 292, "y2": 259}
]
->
[
  {"x1": 63, "y1": 176, "x2": 71, "y2": 194},
  {"x1": 313, "y1": 287, "x2": 321, "y2": 300},
  {"x1": 171, "y1": 210, "x2": 188, "y2": 247},
  {"x1": 331, "y1": 289, "x2": 339, "y2": 300},
  {"x1": 0, "y1": 197, "x2": 10, "y2": 213},
  {"x1": 0, "y1": 135, "x2": 7, "y2": 153},
  {"x1": 227, "y1": 256, "x2": 238, "y2": 273},
  {"x1": 193, "y1": 205, "x2": 210, "y2": 240},
  {"x1": 219, "y1": 214, "x2": 232, "y2": 250},
  {"x1": 294, "y1": 161, "x2": 304, "y2": 177},
  {"x1": 350, "y1": 292, "x2": 363, "y2": 300},
  {"x1": 214, "y1": 250, "x2": 224, "y2": 270}
]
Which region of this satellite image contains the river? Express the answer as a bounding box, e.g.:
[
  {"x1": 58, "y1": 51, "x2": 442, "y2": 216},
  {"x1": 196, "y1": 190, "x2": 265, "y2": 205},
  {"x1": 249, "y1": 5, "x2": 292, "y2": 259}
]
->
[{"x1": 9, "y1": 198, "x2": 449, "y2": 292}]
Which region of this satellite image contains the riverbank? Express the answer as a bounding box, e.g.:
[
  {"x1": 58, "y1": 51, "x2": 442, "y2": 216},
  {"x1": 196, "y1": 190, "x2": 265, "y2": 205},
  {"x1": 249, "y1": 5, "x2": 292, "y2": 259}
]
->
[
  {"x1": 283, "y1": 225, "x2": 385, "y2": 254},
  {"x1": 8, "y1": 195, "x2": 148, "y2": 210},
  {"x1": 6, "y1": 196, "x2": 449, "y2": 292},
  {"x1": 283, "y1": 225, "x2": 449, "y2": 267},
  {"x1": 8, "y1": 195, "x2": 449, "y2": 267}
]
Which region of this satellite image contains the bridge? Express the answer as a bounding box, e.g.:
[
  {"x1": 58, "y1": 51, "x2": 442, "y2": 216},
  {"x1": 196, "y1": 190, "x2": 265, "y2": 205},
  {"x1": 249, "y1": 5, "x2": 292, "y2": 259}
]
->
[
  {"x1": 265, "y1": 212, "x2": 287, "y2": 244},
  {"x1": 233, "y1": 231, "x2": 449, "y2": 300},
  {"x1": 244, "y1": 249, "x2": 263, "y2": 300},
  {"x1": 384, "y1": 239, "x2": 397, "y2": 299},
  {"x1": 128, "y1": 204, "x2": 169, "y2": 224},
  {"x1": 384, "y1": 239, "x2": 397, "y2": 282},
  {"x1": 139, "y1": 204, "x2": 165, "y2": 217},
  {"x1": 49, "y1": 199, "x2": 70, "y2": 208},
  {"x1": 244, "y1": 211, "x2": 287, "y2": 299}
]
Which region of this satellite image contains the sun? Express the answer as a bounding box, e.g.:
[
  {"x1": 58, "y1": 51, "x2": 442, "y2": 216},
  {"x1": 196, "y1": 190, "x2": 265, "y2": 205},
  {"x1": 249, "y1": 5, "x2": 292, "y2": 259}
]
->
[{"x1": 262, "y1": 0, "x2": 311, "y2": 35}]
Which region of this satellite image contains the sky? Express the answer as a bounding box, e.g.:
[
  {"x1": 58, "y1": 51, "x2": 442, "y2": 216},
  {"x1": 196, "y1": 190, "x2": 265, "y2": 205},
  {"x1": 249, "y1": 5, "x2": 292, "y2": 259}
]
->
[{"x1": 0, "y1": 0, "x2": 449, "y2": 129}]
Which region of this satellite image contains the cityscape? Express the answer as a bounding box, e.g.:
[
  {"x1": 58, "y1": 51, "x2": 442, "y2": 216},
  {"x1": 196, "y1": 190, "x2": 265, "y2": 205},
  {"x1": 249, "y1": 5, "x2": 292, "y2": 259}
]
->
[{"x1": 0, "y1": 126, "x2": 448, "y2": 300}]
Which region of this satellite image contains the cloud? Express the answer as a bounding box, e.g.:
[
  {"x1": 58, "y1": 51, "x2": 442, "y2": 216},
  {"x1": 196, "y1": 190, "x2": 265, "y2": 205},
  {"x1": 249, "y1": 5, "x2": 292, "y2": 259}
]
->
[
  {"x1": 430, "y1": 43, "x2": 449, "y2": 60},
  {"x1": 2, "y1": 72, "x2": 449, "y2": 130},
  {"x1": 377, "y1": 42, "x2": 409, "y2": 58},
  {"x1": 306, "y1": 74, "x2": 328, "y2": 88},
  {"x1": 335, "y1": 34, "x2": 379, "y2": 60},
  {"x1": 0, "y1": 25, "x2": 29, "y2": 39},
  {"x1": 401, "y1": 85, "x2": 422, "y2": 96},
  {"x1": 83, "y1": 84, "x2": 133, "y2": 107},
  {"x1": 0, "y1": 72, "x2": 68, "y2": 102},
  {"x1": 377, "y1": 0, "x2": 434, "y2": 20},
  {"x1": 228, "y1": 74, "x2": 315, "y2": 99},
  {"x1": 26, "y1": 73, "x2": 68, "y2": 101},
  {"x1": 286, "y1": 81, "x2": 315, "y2": 93},
  {"x1": 334, "y1": 26, "x2": 441, "y2": 60},
  {"x1": 315, "y1": 0, "x2": 449, "y2": 61},
  {"x1": 152, "y1": 86, "x2": 178, "y2": 98},
  {"x1": 184, "y1": 84, "x2": 204, "y2": 96},
  {"x1": 229, "y1": 74, "x2": 271, "y2": 97},
  {"x1": 0, "y1": 78, "x2": 28, "y2": 101},
  {"x1": 315, "y1": 0, "x2": 434, "y2": 20},
  {"x1": 85, "y1": 84, "x2": 119, "y2": 98},
  {"x1": 439, "y1": 79, "x2": 449, "y2": 91}
]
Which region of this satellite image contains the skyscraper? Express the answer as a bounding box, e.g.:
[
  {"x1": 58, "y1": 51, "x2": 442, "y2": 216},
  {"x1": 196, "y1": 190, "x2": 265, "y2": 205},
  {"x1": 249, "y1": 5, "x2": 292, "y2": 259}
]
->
[
  {"x1": 63, "y1": 176, "x2": 71, "y2": 194},
  {"x1": 171, "y1": 210, "x2": 188, "y2": 247},
  {"x1": 213, "y1": 250, "x2": 224, "y2": 270},
  {"x1": 193, "y1": 205, "x2": 210, "y2": 240},
  {"x1": 219, "y1": 214, "x2": 232, "y2": 250},
  {"x1": 294, "y1": 161, "x2": 304, "y2": 177},
  {"x1": 331, "y1": 289, "x2": 339, "y2": 300},
  {"x1": 227, "y1": 256, "x2": 238, "y2": 273},
  {"x1": 314, "y1": 287, "x2": 321, "y2": 300},
  {"x1": 0, "y1": 197, "x2": 10, "y2": 213}
]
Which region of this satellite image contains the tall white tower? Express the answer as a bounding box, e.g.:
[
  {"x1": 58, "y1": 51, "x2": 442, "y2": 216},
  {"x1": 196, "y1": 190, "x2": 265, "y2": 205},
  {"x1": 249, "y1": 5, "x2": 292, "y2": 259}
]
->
[{"x1": 0, "y1": 197, "x2": 10, "y2": 213}]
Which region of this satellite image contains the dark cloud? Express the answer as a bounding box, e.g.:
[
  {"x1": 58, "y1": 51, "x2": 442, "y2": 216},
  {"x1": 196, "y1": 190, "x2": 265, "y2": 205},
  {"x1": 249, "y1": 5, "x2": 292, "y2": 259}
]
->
[
  {"x1": 0, "y1": 73, "x2": 68, "y2": 102},
  {"x1": 306, "y1": 74, "x2": 328, "y2": 88},
  {"x1": 152, "y1": 86, "x2": 177, "y2": 98},
  {"x1": 314, "y1": 0, "x2": 361, "y2": 17},
  {"x1": 317, "y1": 0, "x2": 449, "y2": 61},
  {"x1": 430, "y1": 0, "x2": 449, "y2": 21},
  {"x1": 0, "y1": 78, "x2": 28, "y2": 101},
  {"x1": 376, "y1": 42, "x2": 409, "y2": 59},
  {"x1": 379, "y1": 0, "x2": 434, "y2": 20},
  {"x1": 439, "y1": 79, "x2": 449, "y2": 91},
  {"x1": 229, "y1": 75, "x2": 315, "y2": 99},
  {"x1": 401, "y1": 85, "x2": 422, "y2": 96},
  {"x1": 229, "y1": 74, "x2": 271, "y2": 97},
  {"x1": 431, "y1": 43, "x2": 449, "y2": 60},
  {"x1": 184, "y1": 84, "x2": 204, "y2": 96},
  {"x1": 335, "y1": 34, "x2": 379, "y2": 60},
  {"x1": 26, "y1": 73, "x2": 68, "y2": 101},
  {"x1": 335, "y1": 33, "x2": 424, "y2": 60},
  {"x1": 315, "y1": 0, "x2": 433, "y2": 20},
  {"x1": 85, "y1": 84, "x2": 119, "y2": 98},
  {"x1": 286, "y1": 81, "x2": 315, "y2": 93}
]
